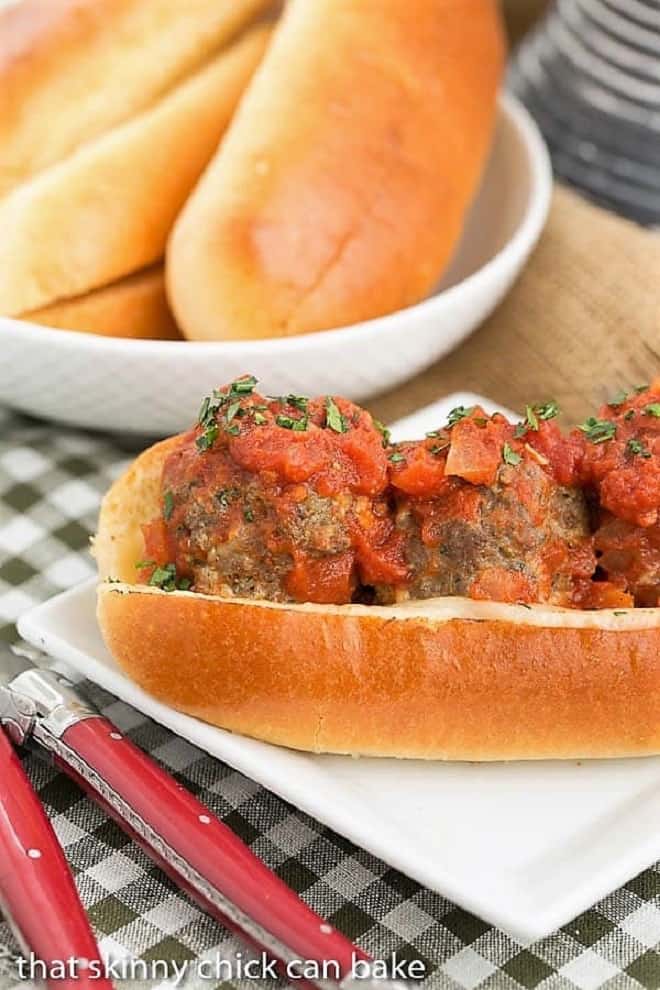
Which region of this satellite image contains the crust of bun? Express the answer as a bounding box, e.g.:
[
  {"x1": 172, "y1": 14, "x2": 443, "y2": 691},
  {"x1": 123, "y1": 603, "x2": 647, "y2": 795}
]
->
[
  {"x1": 0, "y1": 0, "x2": 272, "y2": 196},
  {"x1": 0, "y1": 25, "x2": 271, "y2": 315},
  {"x1": 95, "y1": 437, "x2": 660, "y2": 760},
  {"x1": 167, "y1": 0, "x2": 505, "y2": 341},
  {"x1": 24, "y1": 265, "x2": 180, "y2": 339}
]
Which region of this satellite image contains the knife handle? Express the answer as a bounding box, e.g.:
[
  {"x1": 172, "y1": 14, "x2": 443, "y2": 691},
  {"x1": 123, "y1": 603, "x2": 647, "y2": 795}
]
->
[
  {"x1": 50, "y1": 717, "x2": 368, "y2": 981},
  {"x1": 0, "y1": 731, "x2": 111, "y2": 990}
]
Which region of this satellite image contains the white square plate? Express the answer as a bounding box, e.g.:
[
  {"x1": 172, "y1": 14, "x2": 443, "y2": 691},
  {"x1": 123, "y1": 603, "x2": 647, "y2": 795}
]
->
[{"x1": 17, "y1": 394, "x2": 660, "y2": 942}]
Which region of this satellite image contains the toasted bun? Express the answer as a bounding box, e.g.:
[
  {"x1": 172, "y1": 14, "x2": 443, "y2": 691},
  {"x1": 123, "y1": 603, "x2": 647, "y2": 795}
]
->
[
  {"x1": 23, "y1": 265, "x2": 180, "y2": 339},
  {"x1": 95, "y1": 438, "x2": 660, "y2": 760},
  {"x1": 0, "y1": 0, "x2": 272, "y2": 196},
  {"x1": 0, "y1": 25, "x2": 271, "y2": 315},
  {"x1": 166, "y1": 0, "x2": 505, "y2": 341}
]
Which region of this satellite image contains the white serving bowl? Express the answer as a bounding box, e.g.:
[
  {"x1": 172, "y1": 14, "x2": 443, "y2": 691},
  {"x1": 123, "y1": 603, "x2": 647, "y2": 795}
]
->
[{"x1": 0, "y1": 93, "x2": 551, "y2": 436}]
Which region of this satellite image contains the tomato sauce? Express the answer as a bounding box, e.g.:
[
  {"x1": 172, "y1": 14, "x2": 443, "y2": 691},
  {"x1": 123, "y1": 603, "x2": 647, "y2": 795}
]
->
[{"x1": 137, "y1": 379, "x2": 660, "y2": 610}]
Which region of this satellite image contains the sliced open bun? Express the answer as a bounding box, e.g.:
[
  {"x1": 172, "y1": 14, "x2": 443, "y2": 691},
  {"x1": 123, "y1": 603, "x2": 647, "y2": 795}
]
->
[{"x1": 95, "y1": 438, "x2": 660, "y2": 760}]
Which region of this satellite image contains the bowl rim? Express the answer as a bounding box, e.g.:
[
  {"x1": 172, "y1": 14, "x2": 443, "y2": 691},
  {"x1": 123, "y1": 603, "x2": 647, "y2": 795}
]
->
[{"x1": 0, "y1": 92, "x2": 552, "y2": 357}]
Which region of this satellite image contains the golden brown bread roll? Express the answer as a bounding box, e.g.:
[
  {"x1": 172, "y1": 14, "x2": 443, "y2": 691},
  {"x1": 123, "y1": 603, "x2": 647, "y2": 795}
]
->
[
  {"x1": 167, "y1": 0, "x2": 506, "y2": 341},
  {"x1": 0, "y1": 25, "x2": 272, "y2": 316},
  {"x1": 23, "y1": 265, "x2": 180, "y2": 340},
  {"x1": 0, "y1": 0, "x2": 273, "y2": 196},
  {"x1": 95, "y1": 435, "x2": 660, "y2": 760}
]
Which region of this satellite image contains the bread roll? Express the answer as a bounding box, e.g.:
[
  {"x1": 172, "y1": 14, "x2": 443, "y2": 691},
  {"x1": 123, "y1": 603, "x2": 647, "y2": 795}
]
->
[
  {"x1": 0, "y1": 25, "x2": 271, "y2": 316},
  {"x1": 24, "y1": 265, "x2": 180, "y2": 340},
  {"x1": 95, "y1": 435, "x2": 660, "y2": 761},
  {"x1": 0, "y1": 0, "x2": 272, "y2": 195},
  {"x1": 167, "y1": 0, "x2": 506, "y2": 341}
]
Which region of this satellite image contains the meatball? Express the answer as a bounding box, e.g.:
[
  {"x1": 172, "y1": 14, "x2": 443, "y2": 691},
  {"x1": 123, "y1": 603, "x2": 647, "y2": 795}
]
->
[
  {"x1": 577, "y1": 382, "x2": 660, "y2": 604},
  {"x1": 141, "y1": 377, "x2": 405, "y2": 604},
  {"x1": 384, "y1": 406, "x2": 595, "y2": 606}
]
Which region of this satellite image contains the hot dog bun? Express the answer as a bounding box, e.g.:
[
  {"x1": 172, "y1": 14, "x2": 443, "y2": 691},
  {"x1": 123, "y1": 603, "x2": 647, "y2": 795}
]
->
[
  {"x1": 0, "y1": 25, "x2": 271, "y2": 316},
  {"x1": 95, "y1": 437, "x2": 660, "y2": 760},
  {"x1": 167, "y1": 0, "x2": 506, "y2": 341},
  {"x1": 23, "y1": 265, "x2": 180, "y2": 340},
  {"x1": 0, "y1": 0, "x2": 272, "y2": 196}
]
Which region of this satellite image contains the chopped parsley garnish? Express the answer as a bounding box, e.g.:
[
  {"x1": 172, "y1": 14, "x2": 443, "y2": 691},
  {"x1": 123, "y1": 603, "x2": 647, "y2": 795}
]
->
[
  {"x1": 426, "y1": 430, "x2": 441, "y2": 438},
  {"x1": 389, "y1": 452, "x2": 406, "y2": 463},
  {"x1": 163, "y1": 490, "x2": 174, "y2": 520},
  {"x1": 446, "y1": 405, "x2": 475, "y2": 428},
  {"x1": 373, "y1": 418, "x2": 391, "y2": 447},
  {"x1": 624, "y1": 409, "x2": 636, "y2": 421},
  {"x1": 135, "y1": 559, "x2": 156, "y2": 570},
  {"x1": 196, "y1": 377, "x2": 258, "y2": 451},
  {"x1": 196, "y1": 424, "x2": 219, "y2": 451},
  {"x1": 627, "y1": 439, "x2": 651, "y2": 459},
  {"x1": 283, "y1": 394, "x2": 309, "y2": 411},
  {"x1": 635, "y1": 384, "x2": 650, "y2": 394},
  {"x1": 253, "y1": 411, "x2": 267, "y2": 425},
  {"x1": 578, "y1": 417, "x2": 616, "y2": 444},
  {"x1": 276, "y1": 414, "x2": 308, "y2": 431},
  {"x1": 325, "y1": 396, "x2": 347, "y2": 433},
  {"x1": 644, "y1": 403, "x2": 660, "y2": 418},
  {"x1": 535, "y1": 400, "x2": 560, "y2": 421},
  {"x1": 525, "y1": 405, "x2": 539, "y2": 431},
  {"x1": 244, "y1": 507, "x2": 254, "y2": 522},
  {"x1": 226, "y1": 399, "x2": 242, "y2": 423},
  {"x1": 517, "y1": 401, "x2": 559, "y2": 436},
  {"x1": 429, "y1": 441, "x2": 449, "y2": 456},
  {"x1": 216, "y1": 488, "x2": 238, "y2": 506},
  {"x1": 502, "y1": 442, "x2": 521, "y2": 466},
  {"x1": 147, "y1": 563, "x2": 190, "y2": 593},
  {"x1": 229, "y1": 375, "x2": 258, "y2": 395},
  {"x1": 226, "y1": 424, "x2": 240, "y2": 436}
]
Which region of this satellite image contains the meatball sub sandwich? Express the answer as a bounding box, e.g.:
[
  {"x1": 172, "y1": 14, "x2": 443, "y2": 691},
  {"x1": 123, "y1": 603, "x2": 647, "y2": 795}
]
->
[{"x1": 95, "y1": 378, "x2": 660, "y2": 760}]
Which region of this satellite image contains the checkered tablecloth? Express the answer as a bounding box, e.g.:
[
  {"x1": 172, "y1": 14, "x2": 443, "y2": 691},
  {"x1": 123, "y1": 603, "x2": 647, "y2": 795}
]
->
[{"x1": 3, "y1": 406, "x2": 660, "y2": 990}]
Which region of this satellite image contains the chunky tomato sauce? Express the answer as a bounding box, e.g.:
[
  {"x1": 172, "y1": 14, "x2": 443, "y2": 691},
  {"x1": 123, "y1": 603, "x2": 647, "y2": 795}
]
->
[{"x1": 137, "y1": 379, "x2": 660, "y2": 610}]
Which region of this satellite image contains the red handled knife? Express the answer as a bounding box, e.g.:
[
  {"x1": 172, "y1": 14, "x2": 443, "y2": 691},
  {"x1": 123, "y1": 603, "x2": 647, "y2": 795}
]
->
[{"x1": 0, "y1": 644, "x2": 407, "y2": 990}]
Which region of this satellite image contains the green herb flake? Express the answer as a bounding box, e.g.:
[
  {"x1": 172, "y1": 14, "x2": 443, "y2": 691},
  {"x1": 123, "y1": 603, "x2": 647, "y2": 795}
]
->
[
  {"x1": 253, "y1": 411, "x2": 267, "y2": 425},
  {"x1": 389, "y1": 452, "x2": 406, "y2": 463},
  {"x1": 244, "y1": 507, "x2": 255, "y2": 523},
  {"x1": 578, "y1": 417, "x2": 617, "y2": 444},
  {"x1": 613, "y1": 610, "x2": 628, "y2": 616},
  {"x1": 215, "y1": 488, "x2": 237, "y2": 507},
  {"x1": 226, "y1": 424, "x2": 240, "y2": 437},
  {"x1": 225, "y1": 399, "x2": 242, "y2": 423},
  {"x1": 283, "y1": 394, "x2": 309, "y2": 411},
  {"x1": 373, "y1": 418, "x2": 391, "y2": 447},
  {"x1": 276, "y1": 414, "x2": 308, "y2": 431},
  {"x1": 163, "y1": 490, "x2": 174, "y2": 520},
  {"x1": 635, "y1": 384, "x2": 650, "y2": 394},
  {"x1": 135, "y1": 559, "x2": 156, "y2": 570},
  {"x1": 534, "y1": 400, "x2": 560, "y2": 421},
  {"x1": 429, "y1": 441, "x2": 449, "y2": 456},
  {"x1": 525, "y1": 405, "x2": 539, "y2": 431},
  {"x1": 624, "y1": 409, "x2": 636, "y2": 421},
  {"x1": 325, "y1": 397, "x2": 347, "y2": 434},
  {"x1": 627, "y1": 439, "x2": 651, "y2": 459},
  {"x1": 644, "y1": 403, "x2": 660, "y2": 418},
  {"x1": 177, "y1": 577, "x2": 192, "y2": 591},
  {"x1": 229, "y1": 375, "x2": 257, "y2": 395},
  {"x1": 149, "y1": 563, "x2": 178, "y2": 592},
  {"x1": 502, "y1": 442, "x2": 521, "y2": 466},
  {"x1": 446, "y1": 405, "x2": 475, "y2": 428},
  {"x1": 196, "y1": 424, "x2": 219, "y2": 451}
]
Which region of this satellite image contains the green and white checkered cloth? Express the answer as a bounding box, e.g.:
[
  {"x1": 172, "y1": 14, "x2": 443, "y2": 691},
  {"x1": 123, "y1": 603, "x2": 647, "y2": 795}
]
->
[{"x1": 2, "y1": 405, "x2": 660, "y2": 990}]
